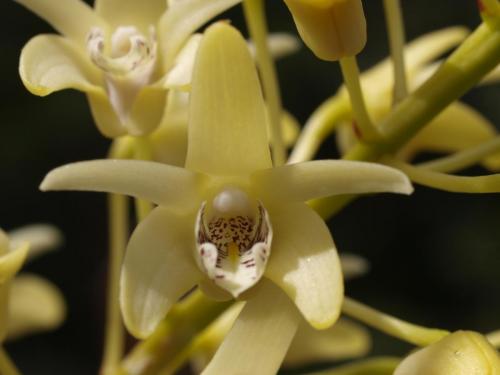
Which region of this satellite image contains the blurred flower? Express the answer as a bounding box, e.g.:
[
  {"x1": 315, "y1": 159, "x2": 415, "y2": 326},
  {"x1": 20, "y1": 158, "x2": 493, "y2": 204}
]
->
[
  {"x1": 394, "y1": 331, "x2": 500, "y2": 375},
  {"x1": 16, "y1": 0, "x2": 241, "y2": 137},
  {"x1": 283, "y1": 0, "x2": 367, "y2": 61},
  {"x1": 41, "y1": 23, "x2": 412, "y2": 373},
  {"x1": 0, "y1": 225, "x2": 65, "y2": 341},
  {"x1": 336, "y1": 27, "x2": 500, "y2": 170}
]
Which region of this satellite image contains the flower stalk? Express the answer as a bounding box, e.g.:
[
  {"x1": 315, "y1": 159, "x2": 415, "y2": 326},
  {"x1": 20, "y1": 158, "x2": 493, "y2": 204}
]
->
[{"x1": 243, "y1": 0, "x2": 286, "y2": 165}]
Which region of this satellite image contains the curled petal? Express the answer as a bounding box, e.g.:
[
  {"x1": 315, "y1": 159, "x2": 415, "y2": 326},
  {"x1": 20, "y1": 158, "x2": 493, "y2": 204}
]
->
[
  {"x1": 121, "y1": 208, "x2": 202, "y2": 338},
  {"x1": 265, "y1": 203, "x2": 343, "y2": 329},
  {"x1": 202, "y1": 281, "x2": 300, "y2": 375},
  {"x1": 253, "y1": 160, "x2": 413, "y2": 203},
  {"x1": 94, "y1": 0, "x2": 166, "y2": 35},
  {"x1": 8, "y1": 224, "x2": 63, "y2": 262},
  {"x1": 40, "y1": 159, "x2": 205, "y2": 209},
  {"x1": 0, "y1": 244, "x2": 29, "y2": 284},
  {"x1": 20, "y1": 34, "x2": 102, "y2": 97},
  {"x1": 15, "y1": 0, "x2": 108, "y2": 46},
  {"x1": 159, "y1": 0, "x2": 242, "y2": 69},
  {"x1": 164, "y1": 34, "x2": 202, "y2": 90},
  {"x1": 186, "y1": 23, "x2": 272, "y2": 176},
  {"x1": 7, "y1": 274, "x2": 66, "y2": 340}
]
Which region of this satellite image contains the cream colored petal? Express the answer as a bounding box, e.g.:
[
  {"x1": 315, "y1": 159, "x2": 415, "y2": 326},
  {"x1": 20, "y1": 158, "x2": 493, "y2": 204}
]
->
[
  {"x1": 399, "y1": 102, "x2": 498, "y2": 161},
  {"x1": 312, "y1": 357, "x2": 401, "y2": 375},
  {"x1": 248, "y1": 33, "x2": 301, "y2": 60},
  {"x1": 19, "y1": 34, "x2": 102, "y2": 97},
  {"x1": 202, "y1": 281, "x2": 301, "y2": 375},
  {"x1": 481, "y1": 63, "x2": 500, "y2": 85},
  {"x1": 94, "y1": 0, "x2": 166, "y2": 34},
  {"x1": 265, "y1": 203, "x2": 343, "y2": 329},
  {"x1": 40, "y1": 160, "x2": 205, "y2": 209},
  {"x1": 7, "y1": 274, "x2": 66, "y2": 340},
  {"x1": 340, "y1": 253, "x2": 369, "y2": 280},
  {"x1": 285, "y1": 318, "x2": 371, "y2": 367},
  {"x1": 0, "y1": 230, "x2": 8, "y2": 254},
  {"x1": 186, "y1": 23, "x2": 272, "y2": 176},
  {"x1": 8, "y1": 224, "x2": 62, "y2": 262},
  {"x1": 126, "y1": 85, "x2": 168, "y2": 137},
  {"x1": 158, "y1": 0, "x2": 242, "y2": 69},
  {"x1": 121, "y1": 208, "x2": 202, "y2": 338},
  {"x1": 0, "y1": 281, "x2": 10, "y2": 342},
  {"x1": 164, "y1": 34, "x2": 202, "y2": 90},
  {"x1": 253, "y1": 160, "x2": 413, "y2": 203},
  {"x1": 15, "y1": 0, "x2": 108, "y2": 46},
  {"x1": 0, "y1": 244, "x2": 29, "y2": 284},
  {"x1": 281, "y1": 110, "x2": 301, "y2": 148},
  {"x1": 86, "y1": 91, "x2": 128, "y2": 138}
]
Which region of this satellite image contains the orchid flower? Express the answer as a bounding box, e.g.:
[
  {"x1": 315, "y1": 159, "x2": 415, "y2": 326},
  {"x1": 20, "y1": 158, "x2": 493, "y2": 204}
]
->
[
  {"x1": 0, "y1": 225, "x2": 65, "y2": 341},
  {"x1": 16, "y1": 0, "x2": 242, "y2": 138},
  {"x1": 394, "y1": 331, "x2": 500, "y2": 375},
  {"x1": 335, "y1": 27, "x2": 500, "y2": 170},
  {"x1": 40, "y1": 23, "x2": 412, "y2": 374}
]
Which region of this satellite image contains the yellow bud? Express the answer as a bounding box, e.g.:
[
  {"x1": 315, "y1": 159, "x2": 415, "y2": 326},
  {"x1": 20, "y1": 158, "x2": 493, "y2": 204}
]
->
[
  {"x1": 394, "y1": 331, "x2": 500, "y2": 375},
  {"x1": 284, "y1": 0, "x2": 367, "y2": 61}
]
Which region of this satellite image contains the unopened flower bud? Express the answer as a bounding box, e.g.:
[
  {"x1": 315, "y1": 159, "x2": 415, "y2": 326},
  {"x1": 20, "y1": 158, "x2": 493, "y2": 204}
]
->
[
  {"x1": 284, "y1": 0, "x2": 367, "y2": 61},
  {"x1": 394, "y1": 331, "x2": 500, "y2": 375}
]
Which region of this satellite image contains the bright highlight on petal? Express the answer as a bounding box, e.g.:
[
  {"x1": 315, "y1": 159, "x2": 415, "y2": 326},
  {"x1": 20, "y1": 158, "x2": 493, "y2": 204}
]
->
[
  {"x1": 253, "y1": 160, "x2": 413, "y2": 203},
  {"x1": 202, "y1": 281, "x2": 301, "y2": 375},
  {"x1": 120, "y1": 208, "x2": 202, "y2": 338},
  {"x1": 186, "y1": 22, "x2": 272, "y2": 176},
  {"x1": 40, "y1": 160, "x2": 205, "y2": 209},
  {"x1": 266, "y1": 203, "x2": 343, "y2": 329},
  {"x1": 7, "y1": 274, "x2": 66, "y2": 340}
]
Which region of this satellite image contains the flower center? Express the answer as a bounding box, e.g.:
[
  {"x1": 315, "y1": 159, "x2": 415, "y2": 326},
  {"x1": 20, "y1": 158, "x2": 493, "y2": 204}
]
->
[
  {"x1": 87, "y1": 26, "x2": 157, "y2": 125},
  {"x1": 195, "y1": 188, "x2": 272, "y2": 298}
]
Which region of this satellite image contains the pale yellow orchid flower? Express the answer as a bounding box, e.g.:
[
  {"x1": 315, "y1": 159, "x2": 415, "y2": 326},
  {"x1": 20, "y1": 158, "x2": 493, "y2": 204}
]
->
[
  {"x1": 394, "y1": 331, "x2": 500, "y2": 375},
  {"x1": 283, "y1": 0, "x2": 366, "y2": 61},
  {"x1": 335, "y1": 27, "x2": 500, "y2": 170},
  {"x1": 190, "y1": 254, "x2": 371, "y2": 373},
  {"x1": 1, "y1": 225, "x2": 65, "y2": 341},
  {"x1": 16, "y1": 0, "x2": 242, "y2": 138},
  {"x1": 40, "y1": 23, "x2": 412, "y2": 374}
]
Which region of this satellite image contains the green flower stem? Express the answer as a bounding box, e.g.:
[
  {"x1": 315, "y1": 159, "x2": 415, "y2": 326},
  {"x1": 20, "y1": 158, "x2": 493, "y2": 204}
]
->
[
  {"x1": 119, "y1": 291, "x2": 231, "y2": 375},
  {"x1": 243, "y1": 0, "x2": 286, "y2": 166},
  {"x1": 101, "y1": 138, "x2": 134, "y2": 375},
  {"x1": 308, "y1": 356, "x2": 401, "y2": 375},
  {"x1": 383, "y1": 0, "x2": 408, "y2": 104},
  {"x1": 342, "y1": 297, "x2": 449, "y2": 347},
  {"x1": 314, "y1": 22, "x2": 500, "y2": 219},
  {"x1": 288, "y1": 96, "x2": 350, "y2": 163},
  {"x1": 0, "y1": 347, "x2": 21, "y2": 375},
  {"x1": 132, "y1": 137, "x2": 154, "y2": 222},
  {"x1": 417, "y1": 136, "x2": 500, "y2": 172},
  {"x1": 339, "y1": 56, "x2": 381, "y2": 142},
  {"x1": 385, "y1": 157, "x2": 500, "y2": 193}
]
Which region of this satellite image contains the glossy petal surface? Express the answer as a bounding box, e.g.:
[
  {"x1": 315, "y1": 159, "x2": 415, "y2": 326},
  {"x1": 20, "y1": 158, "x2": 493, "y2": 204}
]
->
[
  {"x1": 121, "y1": 208, "x2": 202, "y2": 338},
  {"x1": 20, "y1": 34, "x2": 102, "y2": 96},
  {"x1": 253, "y1": 160, "x2": 413, "y2": 203},
  {"x1": 265, "y1": 203, "x2": 343, "y2": 329},
  {"x1": 186, "y1": 23, "x2": 271, "y2": 175},
  {"x1": 202, "y1": 281, "x2": 300, "y2": 375},
  {"x1": 40, "y1": 160, "x2": 204, "y2": 209}
]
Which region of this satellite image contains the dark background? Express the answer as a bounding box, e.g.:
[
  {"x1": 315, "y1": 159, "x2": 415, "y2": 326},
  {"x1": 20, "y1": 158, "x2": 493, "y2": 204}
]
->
[{"x1": 1, "y1": 1, "x2": 500, "y2": 374}]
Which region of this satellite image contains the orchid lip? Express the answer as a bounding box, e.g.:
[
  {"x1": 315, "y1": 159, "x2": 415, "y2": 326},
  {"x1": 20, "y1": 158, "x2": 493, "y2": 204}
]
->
[{"x1": 195, "y1": 187, "x2": 272, "y2": 298}]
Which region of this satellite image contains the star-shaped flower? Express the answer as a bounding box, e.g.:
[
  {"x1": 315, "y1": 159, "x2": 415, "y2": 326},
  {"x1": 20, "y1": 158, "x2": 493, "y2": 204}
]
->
[
  {"x1": 41, "y1": 22, "x2": 412, "y2": 373},
  {"x1": 16, "y1": 0, "x2": 242, "y2": 137}
]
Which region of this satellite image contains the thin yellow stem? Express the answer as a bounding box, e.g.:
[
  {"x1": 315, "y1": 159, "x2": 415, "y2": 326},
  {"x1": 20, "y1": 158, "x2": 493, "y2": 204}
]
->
[
  {"x1": 0, "y1": 347, "x2": 21, "y2": 375},
  {"x1": 101, "y1": 138, "x2": 134, "y2": 375},
  {"x1": 243, "y1": 0, "x2": 286, "y2": 166},
  {"x1": 383, "y1": 0, "x2": 408, "y2": 104},
  {"x1": 288, "y1": 96, "x2": 350, "y2": 163},
  {"x1": 385, "y1": 157, "x2": 500, "y2": 193},
  {"x1": 339, "y1": 56, "x2": 381, "y2": 142},
  {"x1": 307, "y1": 356, "x2": 401, "y2": 375},
  {"x1": 342, "y1": 297, "x2": 449, "y2": 347},
  {"x1": 417, "y1": 136, "x2": 500, "y2": 173}
]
